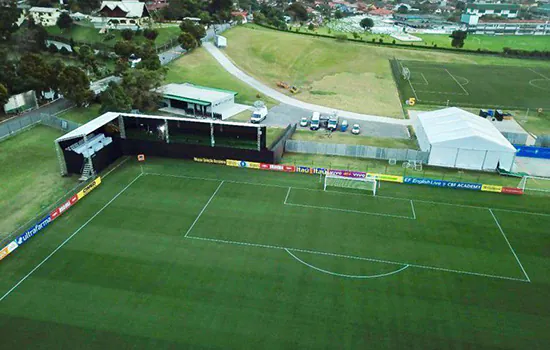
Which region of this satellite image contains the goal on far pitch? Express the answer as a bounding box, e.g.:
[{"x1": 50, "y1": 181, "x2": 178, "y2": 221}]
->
[{"x1": 323, "y1": 174, "x2": 378, "y2": 196}]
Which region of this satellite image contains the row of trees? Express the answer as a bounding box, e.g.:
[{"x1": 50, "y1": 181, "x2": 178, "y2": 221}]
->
[
  {"x1": 177, "y1": 19, "x2": 206, "y2": 51},
  {"x1": 161, "y1": 0, "x2": 234, "y2": 24}
]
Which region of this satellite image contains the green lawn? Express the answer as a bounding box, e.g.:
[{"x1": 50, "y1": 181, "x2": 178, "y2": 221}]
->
[
  {"x1": 0, "y1": 126, "x2": 77, "y2": 239},
  {"x1": 417, "y1": 34, "x2": 550, "y2": 52},
  {"x1": 292, "y1": 129, "x2": 418, "y2": 148},
  {"x1": 222, "y1": 25, "x2": 550, "y2": 118},
  {"x1": 395, "y1": 59, "x2": 550, "y2": 110},
  {"x1": 46, "y1": 24, "x2": 181, "y2": 48},
  {"x1": 58, "y1": 104, "x2": 101, "y2": 125},
  {"x1": 0, "y1": 158, "x2": 548, "y2": 348},
  {"x1": 165, "y1": 47, "x2": 277, "y2": 107}
]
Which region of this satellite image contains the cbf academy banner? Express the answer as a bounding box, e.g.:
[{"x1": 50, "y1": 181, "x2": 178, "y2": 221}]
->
[{"x1": 404, "y1": 177, "x2": 483, "y2": 191}]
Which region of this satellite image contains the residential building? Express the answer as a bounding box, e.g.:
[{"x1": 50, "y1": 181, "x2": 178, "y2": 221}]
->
[
  {"x1": 29, "y1": 7, "x2": 62, "y2": 27},
  {"x1": 466, "y1": 19, "x2": 550, "y2": 35},
  {"x1": 94, "y1": 0, "x2": 151, "y2": 28},
  {"x1": 464, "y1": 3, "x2": 520, "y2": 19}
]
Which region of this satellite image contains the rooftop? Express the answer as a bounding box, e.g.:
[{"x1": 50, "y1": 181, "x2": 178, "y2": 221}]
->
[
  {"x1": 159, "y1": 83, "x2": 237, "y2": 105},
  {"x1": 99, "y1": 1, "x2": 147, "y2": 18},
  {"x1": 466, "y1": 3, "x2": 520, "y2": 11}
]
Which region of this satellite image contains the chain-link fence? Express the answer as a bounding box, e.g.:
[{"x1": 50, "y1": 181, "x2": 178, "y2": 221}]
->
[
  {"x1": 536, "y1": 135, "x2": 550, "y2": 147},
  {"x1": 285, "y1": 140, "x2": 429, "y2": 163},
  {"x1": 0, "y1": 114, "x2": 44, "y2": 142},
  {"x1": 41, "y1": 115, "x2": 81, "y2": 132},
  {"x1": 501, "y1": 131, "x2": 528, "y2": 145}
]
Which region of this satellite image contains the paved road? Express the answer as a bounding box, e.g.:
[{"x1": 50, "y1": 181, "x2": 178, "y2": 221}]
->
[{"x1": 203, "y1": 42, "x2": 411, "y2": 126}]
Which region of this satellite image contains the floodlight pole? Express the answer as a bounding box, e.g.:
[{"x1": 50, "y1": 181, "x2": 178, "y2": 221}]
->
[
  {"x1": 164, "y1": 119, "x2": 170, "y2": 143},
  {"x1": 210, "y1": 122, "x2": 215, "y2": 147},
  {"x1": 257, "y1": 128, "x2": 261, "y2": 151}
]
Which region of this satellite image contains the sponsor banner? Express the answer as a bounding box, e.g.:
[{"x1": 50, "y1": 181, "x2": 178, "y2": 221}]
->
[
  {"x1": 283, "y1": 165, "x2": 295, "y2": 173},
  {"x1": 311, "y1": 167, "x2": 327, "y2": 175},
  {"x1": 0, "y1": 241, "x2": 19, "y2": 262},
  {"x1": 76, "y1": 177, "x2": 102, "y2": 200},
  {"x1": 226, "y1": 159, "x2": 240, "y2": 167},
  {"x1": 481, "y1": 184, "x2": 503, "y2": 193},
  {"x1": 515, "y1": 145, "x2": 550, "y2": 160},
  {"x1": 193, "y1": 157, "x2": 227, "y2": 165},
  {"x1": 239, "y1": 160, "x2": 260, "y2": 169},
  {"x1": 403, "y1": 177, "x2": 483, "y2": 191},
  {"x1": 50, "y1": 194, "x2": 79, "y2": 221},
  {"x1": 367, "y1": 173, "x2": 404, "y2": 183},
  {"x1": 261, "y1": 163, "x2": 285, "y2": 171},
  {"x1": 328, "y1": 169, "x2": 366, "y2": 179},
  {"x1": 501, "y1": 187, "x2": 524, "y2": 195},
  {"x1": 15, "y1": 215, "x2": 52, "y2": 247},
  {"x1": 295, "y1": 166, "x2": 312, "y2": 174}
]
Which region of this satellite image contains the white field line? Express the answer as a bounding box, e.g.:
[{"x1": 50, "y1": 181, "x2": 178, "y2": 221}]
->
[
  {"x1": 284, "y1": 248, "x2": 410, "y2": 279},
  {"x1": 185, "y1": 235, "x2": 529, "y2": 283},
  {"x1": 284, "y1": 187, "x2": 415, "y2": 220},
  {"x1": 284, "y1": 187, "x2": 291, "y2": 204},
  {"x1": 0, "y1": 173, "x2": 143, "y2": 303},
  {"x1": 410, "y1": 200, "x2": 417, "y2": 220},
  {"x1": 144, "y1": 172, "x2": 550, "y2": 218},
  {"x1": 420, "y1": 73, "x2": 429, "y2": 85},
  {"x1": 2, "y1": 156, "x2": 130, "y2": 244},
  {"x1": 528, "y1": 68, "x2": 550, "y2": 80},
  {"x1": 445, "y1": 69, "x2": 470, "y2": 96},
  {"x1": 184, "y1": 181, "x2": 224, "y2": 238},
  {"x1": 489, "y1": 209, "x2": 531, "y2": 282}
]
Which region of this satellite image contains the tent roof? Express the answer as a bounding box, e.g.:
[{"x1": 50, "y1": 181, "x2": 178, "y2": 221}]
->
[
  {"x1": 55, "y1": 112, "x2": 262, "y2": 143},
  {"x1": 99, "y1": 1, "x2": 146, "y2": 18},
  {"x1": 158, "y1": 83, "x2": 237, "y2": 105},
  {"x1": 417, "y1": 107, "x2": 516, "y2": 152}
]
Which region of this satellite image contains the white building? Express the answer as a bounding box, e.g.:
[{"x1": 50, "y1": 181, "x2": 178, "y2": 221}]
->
[
  {"x1": 158, "y1": 83, "x2": 249, "y2": 120},
  {"x1": 414, "y1": 108, "x2": 516, "y2": 172},
  {"x1": 464, "y1": 3, "x2": 520, "y2": 19},
  {"x1": 29, "y1": 7, "x2": 62, "y2": 27},
  {"x1": 93, "y1": 0, "x2": 151, "y2": 28}
]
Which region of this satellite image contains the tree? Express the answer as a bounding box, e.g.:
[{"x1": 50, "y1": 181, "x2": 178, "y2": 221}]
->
[
  {"x1": 78, "y1": 44, "x2": 97, "y2": 73},
  {"x1": 57, "y1": 12, "x2": 73, "y2": 31},
  {"x1": 18, "y1": 53, "x2": 52, "y2": 96},
  {"x1": 397, "y1": 5, "x2": 409, "y2": 14},
  {"x1": 0, "y1": 1, "x2": 21, "y2": 41},
  {"x1": 58, "y1": 66, "x2": 93, "y2": 106},
  {"x1": 208, "y1": 0, "x2": 233, "y2": 15},
  {"x1": 121, "y1": 29, "x2": 134, "y2": 41},
  {"x1": 360, "y1": 17, "x2": 374, "y2": 31},
  {"x1": 308, "y1": 23, "x2": 314, "y2": 31},
  {"x1": 450, "y1": 30, "x2": 467, "y2": 48},
  {"x1": 178, "y1": 32, "x2": 197, "y2": 51},
  {"x1": 73, "y1": 0, "x2": 101, "y2": 14},
  {"x1": 48, "y1": 44, "x2": 59, "y2": 53},
  {"x1": 121, "y1": 69, "x2": 163, "y2": 111},
  {"x1": 286, "y1": 2, "x2": 308, "y2": 22},
  {"x1": 137, "y1": 42, "x2": 162, "y2": 71},
  {"x1": 179, "y1": 19, "x2": 206, "y2": 45},
  {"x1": 114, "y1": 40, "x2": 137, "y2": 59},
  {"x1": 334, "y1": 10, "x2": 343, "y2": 19},
  {"x1": 100, "y1": 82, "x2": 132, "y2": 114},
  {"x1": 0, "y1": 83, "x2": 8, "y2": 107},
  {"x1": 143, "y1": 28, "x2": 158, "y2": 41}
]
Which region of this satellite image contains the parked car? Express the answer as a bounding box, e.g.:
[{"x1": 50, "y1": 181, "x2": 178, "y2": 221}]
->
[
  {"x1": 327, "y1": 115, "x2": 339, "y2": 131},
  {"x1": 341, "y1": 120, "x2": 349, "y2": 132},
  {"x1": 351, "y1": 124, "x2": 361, "y2": 135},
  {"x1": 299, "y1": 117, "x2": 308, "y2": 127},
  {"x1": 310, "y1": 112, "x2": 321, "y2": 130}
]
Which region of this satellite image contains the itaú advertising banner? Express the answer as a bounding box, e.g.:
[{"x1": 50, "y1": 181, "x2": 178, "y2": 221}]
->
[
  {"x1": 77, "y1": 177, "x2": 102, "y2": 200},
  {"x1": 295, "y1": 166, "x2": 327, "y2": 175},
  {"x1": 0, "y1": 241, "x2": 19, "y2": 262},
  {"x1": 260, "y1": 163, "x2": 296, "y2": 172},
  {"x1": 404, "y1": 177, "x2": 483, "y2": 191},
  {"x1": 328, "y1": 169, "x2": 366, "y2": 179}
]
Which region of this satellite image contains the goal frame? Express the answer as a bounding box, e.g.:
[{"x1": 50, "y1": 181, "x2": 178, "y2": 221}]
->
[
  {"x1": 518, "y1": 175, "x2": 550, "y2": 193},
  {"x1": 323, "y1": 174, "x2": 378, "y2": 196}
]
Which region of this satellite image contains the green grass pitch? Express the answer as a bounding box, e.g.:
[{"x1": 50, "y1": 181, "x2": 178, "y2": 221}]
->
[
  {"x1": 1, "y1": 158, "x2": 549, "y2": 348},
  {"x1": 394, "y1": 59, "x2": 550, "y2": 110}
]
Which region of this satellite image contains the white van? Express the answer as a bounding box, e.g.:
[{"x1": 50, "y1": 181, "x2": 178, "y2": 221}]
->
[{"x1": 310, "y1": 112, "x2": 320, "y2": 130}]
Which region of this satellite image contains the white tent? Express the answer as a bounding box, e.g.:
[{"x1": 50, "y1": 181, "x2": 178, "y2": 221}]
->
[{"x1": 414, "y1": 107, "x2": 516, "y2": 171}]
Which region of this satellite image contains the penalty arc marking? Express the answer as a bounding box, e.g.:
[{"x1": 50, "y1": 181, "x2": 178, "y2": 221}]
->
[{"x1": 285, "y1": 249, "x2": 410, "y2": 279}]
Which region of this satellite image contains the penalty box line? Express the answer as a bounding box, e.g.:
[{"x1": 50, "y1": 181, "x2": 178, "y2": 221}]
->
[
  {"x1": 0, "y1": 173, "x2": 144, "y2": 303},
  {"x1": 144, "y1": 172, "x2": 550, "y2": 218},
  {"x1": 184, "y1": 235, "x2": 529, "y2": 283},
  {"x1": 283, "y1": 187, "x2": 416, "y2": 220}
]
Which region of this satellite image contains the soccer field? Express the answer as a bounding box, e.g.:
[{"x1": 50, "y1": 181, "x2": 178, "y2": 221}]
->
[
  {"x1": 1, "y1": 158, "x2": 550, "y2": 348},
  {"x1": 393, "y1": 59, "x2": 550, "y2": 110}
]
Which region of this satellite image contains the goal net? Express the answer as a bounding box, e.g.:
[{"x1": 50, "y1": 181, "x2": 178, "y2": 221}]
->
[
  {"x1": 518, "y1": 176, "x2": 550, "y2": 193},
  {"x1": 402, "y1": 67, "x2": 411, "y2": 81},
  {"x1": 324, "y1": 174, "x2": 378, "y2": 195}
]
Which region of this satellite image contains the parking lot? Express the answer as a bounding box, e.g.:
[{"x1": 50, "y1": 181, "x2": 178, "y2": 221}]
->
[{"x1": 264, "y1": 104, "x2": 410, "y2": 139}]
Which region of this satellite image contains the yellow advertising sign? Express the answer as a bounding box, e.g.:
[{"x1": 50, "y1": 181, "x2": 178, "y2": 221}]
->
[
  {"x1": 193, "y1": 157, "x2": 227, "y2": 165},
  {"x1": 77, "y1": 177, "x2": 102, "y2": 200},
  {"x1": 247, "y1": 162, "x2": 261, "y2": 169},
  {"x1": 226, "y1": 159, "x2": 240, "y2": 167},
  {"x1": 481, "y1": 184, "x2": 503, "y2": 193},
  {"x1": 368, "y1": 173, "x2": 404, "y2": 183}
]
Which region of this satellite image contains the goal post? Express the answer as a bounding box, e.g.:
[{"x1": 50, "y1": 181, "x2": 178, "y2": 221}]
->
[
  {"x1": 323, "y1": 174, "x2": 378, "y2": 196},
  {"x1": 518, "y1": 175, "x2": 550, "y2": 193}
]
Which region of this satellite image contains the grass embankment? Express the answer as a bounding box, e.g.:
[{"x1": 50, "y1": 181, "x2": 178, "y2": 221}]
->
[
  {"x1": 281, "y1": 153, "x2": 523, "y2": 187},
  {"x1": 417, "y1": 34, "x2": 550, "y2": 52},
  {"x1": 0, "y1": 126, "x2": 78, "y2": 238},
  {"x1": 222, "y1": 25, "x2": 550, "y2": 118},
  {"x1": 292, "y1": 129, "x2": 418, "y2": 148},
  {"x1": 46, "y1": 24, "x2": 181, "y2": 48},
  {"x1": 165, "y1": 47, "x2": 277, "y2": 107},
  {"x1": 58, "y1": 104, "x2": 101, "y2": 125}
]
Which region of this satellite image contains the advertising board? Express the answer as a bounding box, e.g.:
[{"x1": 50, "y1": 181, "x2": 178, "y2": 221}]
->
[{"x1": 404, "y1": 177, "x2": 483, "y2": 191}]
